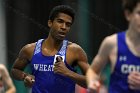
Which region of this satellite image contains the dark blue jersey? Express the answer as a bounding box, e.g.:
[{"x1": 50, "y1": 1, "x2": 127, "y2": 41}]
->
[
  {"x1": 109, "y1": 32, "x2": 140, "y2": 93},
  {"x1": 30, "y1": 39, "x2": 75, "y2": 93}
]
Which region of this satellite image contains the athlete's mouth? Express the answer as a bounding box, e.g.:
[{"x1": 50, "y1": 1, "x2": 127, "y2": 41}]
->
[{"x1": 58, "y1": 32, "x2": 66, "y2": 36}]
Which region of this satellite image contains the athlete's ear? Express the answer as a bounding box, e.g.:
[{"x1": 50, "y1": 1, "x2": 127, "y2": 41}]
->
[
  {"x1": 48, "y1": 20, "x2": 52, "y2": 28},
  {"x1": 124, "y1": 10, "x2": 132, "y2": 22}
]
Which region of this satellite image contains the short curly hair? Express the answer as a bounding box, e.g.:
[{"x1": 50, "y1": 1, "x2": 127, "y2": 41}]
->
[{"x1": 49, "y1": 5, "x2": 75, "y2": 23}]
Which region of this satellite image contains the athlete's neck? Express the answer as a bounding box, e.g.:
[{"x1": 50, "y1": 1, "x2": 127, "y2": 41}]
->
[
  {"x1": 43, "y1": 35, "x2": 63, "y2": 50},
  {"x1": 126, "y1": 29, "x2": 140, "y2": 45}
]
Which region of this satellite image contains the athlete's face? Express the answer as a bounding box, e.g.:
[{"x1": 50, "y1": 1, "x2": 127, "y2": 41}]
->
[
  {"x1": 48, "y1": 13, "x2": 73, "y2": 40},
  {"x1": 125, "y1": 3, "x2": 140, "y2": 33}
]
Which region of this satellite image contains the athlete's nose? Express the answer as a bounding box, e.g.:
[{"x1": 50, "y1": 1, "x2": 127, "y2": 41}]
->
[{"x1": 61, "y1": 23, "x2": 66, "y2": 30}]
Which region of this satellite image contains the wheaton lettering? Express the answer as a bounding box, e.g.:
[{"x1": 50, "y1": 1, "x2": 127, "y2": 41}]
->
[{"x1": 34, "y1": 64, "x2": 54, "y2": 71}]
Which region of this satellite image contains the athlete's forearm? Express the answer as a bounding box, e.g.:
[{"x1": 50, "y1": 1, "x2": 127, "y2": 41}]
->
[
  {"x1": 86, "y1": 68, "x2": 99, "y2": 85},
  {"x1": 11, "y1": 68, "x2": 27, "y2": 81},
  {"x1": 86, "y1": 67, "x2": 100, "y2": 93},
  {"x1": 6, "y1": 86, "x2": 16, "y2": 93},
  {"x1": 66, "y1": 70, "x2": 87, "y2": 88}
]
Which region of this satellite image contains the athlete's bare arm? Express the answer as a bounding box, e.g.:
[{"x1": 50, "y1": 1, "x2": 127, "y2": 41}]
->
[
  {"x1": 11, "y1": 43, "x2": 35, "y2": 87},
  {"x1": 0, "y1": 64, "x2": 16, "y2": 93},
  {"x1": 54, "y1": 42, "x2": 89, "y2": 88},
  {"x1": 86, "y1": 34, "x2": 117, "y2": 92},
  {"x1": 67, "y1": 43, "x2": 89, "y2": 88}
]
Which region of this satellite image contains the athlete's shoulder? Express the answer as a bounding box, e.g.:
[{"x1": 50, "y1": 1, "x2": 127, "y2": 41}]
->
[
  {"x1": 98, "y1": 33, "x2": 117, "y2": 55},
  {"x1": 67, "y1": 41, "x2": 87, "y2": 56},
  {"x1": 22, "y1": 39, "x2": 44, "y2": 51},
  {"x1": 22, "y1": 43, "x2": 36, "y2": 53},
  {"x1": 67, "y1": 41, "x2": 83, "y2": 51},
  {"x1": 102, "y1": 33, "x2": 117, "y2": 46},
  {"x1": 19, "y1": 42, "x2": 36, "y2": 60},
  {"x1": 67, "y1": 41, "x2": 87, "y2": 61},
  {"x1": 104, "y1": 33, "x2": 117, "y2": 42}
]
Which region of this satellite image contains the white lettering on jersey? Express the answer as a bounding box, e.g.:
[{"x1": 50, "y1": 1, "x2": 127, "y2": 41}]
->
[
  {"x1": 119, "y1": 56, "x2": 127, "y2": 62},
  {"x1": 34, "y1": 64, "x2": 54, "y2": 71},
  {"x1": 121, "y1": 64, "x2": 140, "y2": 74},
  {"x1": 34, "y1": 64, "x2": 39, "y2": 70}
]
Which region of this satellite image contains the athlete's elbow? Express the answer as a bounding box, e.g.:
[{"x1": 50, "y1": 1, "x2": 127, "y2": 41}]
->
[{"x1": 11, "y1": 68, "x2": 16, "y2": 79}]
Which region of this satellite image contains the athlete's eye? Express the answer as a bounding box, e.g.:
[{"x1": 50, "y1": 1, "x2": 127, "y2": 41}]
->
[
  {"x1": 66, "y1": 22, "x2": 72, "y2": 27},
  {"x1": 57, "y1": 19, "x2": 64, "y2": 23}
]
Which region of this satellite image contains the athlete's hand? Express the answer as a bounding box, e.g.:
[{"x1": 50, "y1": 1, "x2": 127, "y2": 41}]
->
[
  {"x1": 128, "y1": 71, "x2": 140, "y2": 90},
  {"x1": 24, "y1": 74, "x2": 35, "y2": 87},
  {"x1": 53, "y1": 56, "x2": 70, "y2": 76},
  {"x1": 87, "y1": 80, "x2": 100, "y2": 93}
]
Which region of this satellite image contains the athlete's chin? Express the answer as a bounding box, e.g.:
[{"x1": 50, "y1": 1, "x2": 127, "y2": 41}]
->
[
  {"x1": 56, "y1": 36, "x2": 65, "y2": 41},
  {"x1": 56, "y1": 35, "x2": 66, "y2": 40}
]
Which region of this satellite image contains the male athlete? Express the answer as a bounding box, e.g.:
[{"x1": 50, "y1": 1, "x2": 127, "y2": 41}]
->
[
  {"x1": 87, "y1": 0, "x2": 140, "y2": 93},
  {"x1": 11, "y1": 5, "x2": 89, "y2": 93}
]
